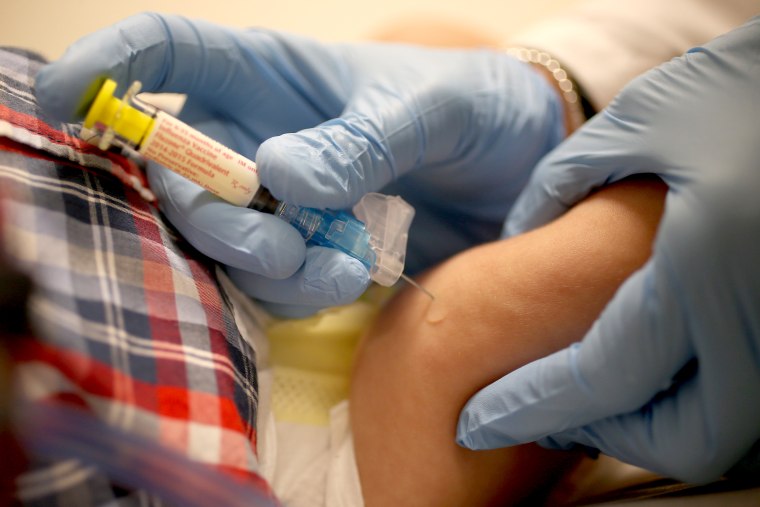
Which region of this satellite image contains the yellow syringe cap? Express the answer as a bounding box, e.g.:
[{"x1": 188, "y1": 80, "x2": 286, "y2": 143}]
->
[{"x1": 83, "y1": 79, "x2": 153, "y2": 147}]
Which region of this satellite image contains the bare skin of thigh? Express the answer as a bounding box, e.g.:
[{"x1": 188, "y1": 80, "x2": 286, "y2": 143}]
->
[{"x1": 350, "y1": 177, "x2": 667, "y2": 506}]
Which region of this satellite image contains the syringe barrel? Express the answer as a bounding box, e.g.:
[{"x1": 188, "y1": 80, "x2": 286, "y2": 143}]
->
[
  {"x1": 83, "y1": 78, "x2": 262, "y2": 207},
  {"x1": 138, "y1": 111, "x2": 261, "y2": 207}
]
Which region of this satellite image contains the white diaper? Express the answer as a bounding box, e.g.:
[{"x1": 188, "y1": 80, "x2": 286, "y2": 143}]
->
[
  {"x1": 257, "y1": 393, "x2": 363, "y2": 507},
  {"x1": 219, "y1": 271, "x2": 383, "y2": 507}
]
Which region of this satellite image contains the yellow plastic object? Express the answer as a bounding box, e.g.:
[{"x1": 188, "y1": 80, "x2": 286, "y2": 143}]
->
[
  {"x1": 83, "y1": 79, "x2": 154, "y2": 146},
  {"x1": 267, "y1": 300, "x2": 378, "y2": 376},
  {"x1": 266, "y1": 287, "x2": 392, "y2": 425},
  {"x1": 270, "y1": 366, "x2": 352, "y2": 426}
]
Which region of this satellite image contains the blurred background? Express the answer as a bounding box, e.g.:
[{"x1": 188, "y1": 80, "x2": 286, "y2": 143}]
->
[{"x1": 2, "y1": 0, "x2": 578, "y2": 60}]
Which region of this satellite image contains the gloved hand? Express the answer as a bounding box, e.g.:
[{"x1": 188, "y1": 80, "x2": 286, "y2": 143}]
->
[
  {"x1": 457, "y1": 18, "x2": 760, "y2": 483},
  {"x1": 34, "y1": 13, "x2": 565, "y2": 316}
]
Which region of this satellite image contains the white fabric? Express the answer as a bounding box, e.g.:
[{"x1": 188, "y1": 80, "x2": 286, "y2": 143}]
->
[
  {"x1": 259, "y1": 403, "x2": 362, "y2": 507},
  {"x1": 509, "y1": 0, "x2": 760, "y2": 109}
]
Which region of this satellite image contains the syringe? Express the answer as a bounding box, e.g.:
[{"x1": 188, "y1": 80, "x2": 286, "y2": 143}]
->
[{"x1": 79, "y1": 79, "x2": 414, "y2": 288}]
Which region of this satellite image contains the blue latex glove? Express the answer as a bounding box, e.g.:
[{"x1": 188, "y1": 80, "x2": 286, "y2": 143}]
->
[
  {"x1": 457, "y1": 18, "x2": 760, "y2": 483},
  {"x1": 34, "y1": 13, "x2": 565, "y2": 317}
]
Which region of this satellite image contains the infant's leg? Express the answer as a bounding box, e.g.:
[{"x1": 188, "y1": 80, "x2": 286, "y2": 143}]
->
[{"x1": 351, "y1": 177, "x2": 667, "y2": 506}]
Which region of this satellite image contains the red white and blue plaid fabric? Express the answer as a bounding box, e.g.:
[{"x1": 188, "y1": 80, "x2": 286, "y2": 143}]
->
[{"x1": 0, "y1": 47, "x2": 275, "y2": 505}]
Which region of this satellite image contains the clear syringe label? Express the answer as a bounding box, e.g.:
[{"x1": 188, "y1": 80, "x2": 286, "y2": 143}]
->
[{"x1": 139, "y1": 111, "x2": 261, "y2": 207}]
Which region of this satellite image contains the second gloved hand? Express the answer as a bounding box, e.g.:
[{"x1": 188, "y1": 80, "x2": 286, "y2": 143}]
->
[
  {"x1": 35, "y1": 13, "x2": 565, "y2": 316},
  {"x1": 457, "y1": 18, "x2": 760, "y2": 483}
]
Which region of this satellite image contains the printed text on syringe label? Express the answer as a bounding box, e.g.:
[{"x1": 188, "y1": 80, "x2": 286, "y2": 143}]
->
[{"x1": 140, "y1": 111, "x2": 261, "y2": 206}]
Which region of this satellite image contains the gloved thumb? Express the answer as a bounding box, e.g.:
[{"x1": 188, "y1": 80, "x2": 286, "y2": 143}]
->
[
  {"x1": 255, "y1": 81, "x2": 458, "y2": 210},
  {"x1": 254, "y1": 111, "x2": 400, "y2": 210}
]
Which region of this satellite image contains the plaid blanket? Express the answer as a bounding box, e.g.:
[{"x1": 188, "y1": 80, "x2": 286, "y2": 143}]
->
[{"x1": 0, "y1": 47, "x2": 275, "y2": 505}]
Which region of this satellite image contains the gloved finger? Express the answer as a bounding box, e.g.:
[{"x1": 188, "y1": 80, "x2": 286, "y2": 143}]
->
[
  {"x1": 36, "y1": 13, "x2": 346, "y2": 132},
  {"x1": 256, "y1": 47, "x2": 558, "y2": 210},
  {"x1": 225, "y1": 246, "x2": 371, "y2": 311},
  {"x1": 502, "y1": 44, "x2": 711, "y2": 239},
  {"x1": 37, "y1": 13, "x2": 201, "y2": 121},
  {"x1": 147, "y1": 162, "x2": 305, "y2": 278},
  {"x1": 457, "y1": 259, "x2": 693, "y2": 449},
  {"x1": 503, "y1": 104, "x2": 665, "y2": 237},
  {"x1": 538, "y1": 370, "x2": 760, "y2": 483}
]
